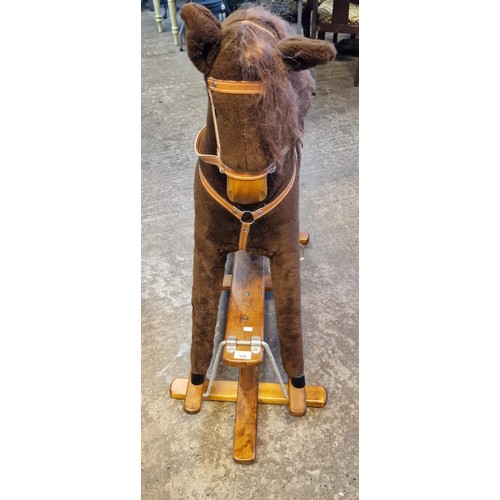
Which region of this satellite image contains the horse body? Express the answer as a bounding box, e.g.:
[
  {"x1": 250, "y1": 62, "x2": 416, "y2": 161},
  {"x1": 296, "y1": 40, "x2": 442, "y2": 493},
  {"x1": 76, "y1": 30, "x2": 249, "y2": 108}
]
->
[{"x1": 180, "y1": 4, "x2": 335, "y2": 411}]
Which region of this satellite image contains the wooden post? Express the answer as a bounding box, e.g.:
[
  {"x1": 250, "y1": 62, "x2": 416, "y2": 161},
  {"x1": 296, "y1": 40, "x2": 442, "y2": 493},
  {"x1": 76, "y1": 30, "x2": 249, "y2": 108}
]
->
[
  {"x1": 233, "y1": 366, "x2": 259, "y2": 463},
  {"x1": 223, "y1": 251, "x2": 264, "y2": 462}
]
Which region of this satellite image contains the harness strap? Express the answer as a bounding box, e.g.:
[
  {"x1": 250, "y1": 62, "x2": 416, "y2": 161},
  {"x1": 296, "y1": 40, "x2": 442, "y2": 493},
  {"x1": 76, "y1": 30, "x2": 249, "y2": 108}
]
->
[
  {"x1": 194, "y1": 126, "x2": 273, "y2": 180},
  {"x1": 198, "y1": 151, "x2": 298, "y2": 251},
  {"x1": 207, "y1": 77, "x2": 265, "y2": 95}
]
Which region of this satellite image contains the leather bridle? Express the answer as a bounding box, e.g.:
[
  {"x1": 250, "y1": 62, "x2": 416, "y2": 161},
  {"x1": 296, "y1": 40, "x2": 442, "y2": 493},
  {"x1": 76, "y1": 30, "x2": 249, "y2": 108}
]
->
[
  {"x1": 194, "y1": 76, "x2": 277, "y2": 205},
  {"x1": 198, "y1": 148, "x2": 297, "y2": 251},
  {"x1": 193, "y1": 20, "x2": 299, "y2": 251},
  {"x1": 194, "y1": 76, "x2": 299, "y2": 251}
]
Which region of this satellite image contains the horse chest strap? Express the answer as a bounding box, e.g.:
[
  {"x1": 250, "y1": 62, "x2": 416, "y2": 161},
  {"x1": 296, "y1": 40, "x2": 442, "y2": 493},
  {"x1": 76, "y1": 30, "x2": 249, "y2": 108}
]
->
[
  {"x1": 198, "y1": 161, "x2": 297, "y2": 252},
  {"x1": 238, "y1": 222, "x2": 252, "y2": 251}
]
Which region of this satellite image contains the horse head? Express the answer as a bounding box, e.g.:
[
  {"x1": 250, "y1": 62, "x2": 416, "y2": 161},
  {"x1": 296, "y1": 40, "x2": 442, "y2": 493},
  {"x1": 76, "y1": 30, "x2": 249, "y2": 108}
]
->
[{"x1": 181, "y1": 4, "x2": 335, "y2": 175}]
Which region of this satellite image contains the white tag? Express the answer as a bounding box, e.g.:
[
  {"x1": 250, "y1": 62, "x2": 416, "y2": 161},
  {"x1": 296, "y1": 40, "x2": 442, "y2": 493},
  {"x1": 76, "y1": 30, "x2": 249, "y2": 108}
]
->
[
  {"x1": 243, "y1": 326, "x2": 253, "y2": 332},
  {"x1": 234, "y1": 350, "x2": 252, "y2": 360}
]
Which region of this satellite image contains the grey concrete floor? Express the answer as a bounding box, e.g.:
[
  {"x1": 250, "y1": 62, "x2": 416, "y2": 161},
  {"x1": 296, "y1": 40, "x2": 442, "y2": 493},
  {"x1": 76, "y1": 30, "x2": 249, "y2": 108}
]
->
[{"x1": 142, "y1": 8, "x2": 358, "y2": 499}]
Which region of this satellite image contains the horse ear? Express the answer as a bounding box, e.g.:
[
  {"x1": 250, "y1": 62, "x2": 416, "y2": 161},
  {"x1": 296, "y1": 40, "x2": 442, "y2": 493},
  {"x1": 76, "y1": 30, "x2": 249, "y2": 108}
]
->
[
  {"x1": 180, "y1": 4, "x2": 222, "y2": 75},
  {"x1": 277, "y1": 37, "x2": 336, "y2": 71}
]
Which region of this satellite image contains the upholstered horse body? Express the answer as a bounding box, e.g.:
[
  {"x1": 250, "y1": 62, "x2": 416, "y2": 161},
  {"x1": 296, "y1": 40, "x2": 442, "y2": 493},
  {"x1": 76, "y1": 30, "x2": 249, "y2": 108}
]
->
[{"x1": 181, "y1": 4, "x2": 335, "y2": 395}]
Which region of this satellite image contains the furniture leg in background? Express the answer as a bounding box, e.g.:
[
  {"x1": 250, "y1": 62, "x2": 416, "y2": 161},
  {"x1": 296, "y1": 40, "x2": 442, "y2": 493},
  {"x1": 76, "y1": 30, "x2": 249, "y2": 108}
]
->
[
  {"x1": 311, "y1": 0, "x2": 359, "y2": 86},
  {"x1": 152, "y1": 0, "x2": 179, "y2": 45},
  {"x1": 296, "y1": 0, "x2": 303, "y2": 35},
  {"x1": 152, "y1": 0, "x2": 163, "y2": 32},
  {"x1": 167, "y1": 0, "x2": 179, "y2": 45}
]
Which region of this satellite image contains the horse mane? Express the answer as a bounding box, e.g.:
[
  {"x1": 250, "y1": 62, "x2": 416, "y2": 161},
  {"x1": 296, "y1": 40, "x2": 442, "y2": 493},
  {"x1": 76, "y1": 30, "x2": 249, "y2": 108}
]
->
[{"x1": 222, "y1": 6, "x2": 314, "y2": 168}]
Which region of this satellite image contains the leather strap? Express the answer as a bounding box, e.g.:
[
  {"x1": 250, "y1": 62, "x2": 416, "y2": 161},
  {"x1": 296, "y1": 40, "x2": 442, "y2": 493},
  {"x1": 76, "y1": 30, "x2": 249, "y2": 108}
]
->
[
  {"x1": 207, "y1": 77, "x2": 264, "y2": 95},
  {"x1": 194, "y1": 126, "x2": 274, "y2": 180},
  {"x1": 197, "y1": 76, "x2": 278, "y2": 205},
  {"x1": 198, "y1": 152, "x2": 297, "y2": 251}
]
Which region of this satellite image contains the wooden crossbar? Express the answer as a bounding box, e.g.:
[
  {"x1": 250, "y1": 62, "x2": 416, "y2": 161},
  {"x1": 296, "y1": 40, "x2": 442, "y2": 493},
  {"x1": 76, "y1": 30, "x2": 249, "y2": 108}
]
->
[{"x1": 170, "y1": 378, "x2": 328, "y2": 407}]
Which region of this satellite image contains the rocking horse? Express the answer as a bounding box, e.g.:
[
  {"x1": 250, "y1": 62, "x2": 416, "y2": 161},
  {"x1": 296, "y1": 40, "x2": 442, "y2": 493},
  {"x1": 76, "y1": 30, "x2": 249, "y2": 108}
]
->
[{"x1": 169, "y1": 3, "x2": 336, "y2": 463}]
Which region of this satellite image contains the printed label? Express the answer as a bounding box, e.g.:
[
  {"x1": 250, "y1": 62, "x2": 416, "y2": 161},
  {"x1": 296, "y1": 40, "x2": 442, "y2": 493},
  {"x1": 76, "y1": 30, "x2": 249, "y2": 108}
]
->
[
  {"x1": 243, "y1": 326, "x2": 253, "y2": 332},
  {"x1": 234, "y1": 350, "x2": 252, "y2": 360}
]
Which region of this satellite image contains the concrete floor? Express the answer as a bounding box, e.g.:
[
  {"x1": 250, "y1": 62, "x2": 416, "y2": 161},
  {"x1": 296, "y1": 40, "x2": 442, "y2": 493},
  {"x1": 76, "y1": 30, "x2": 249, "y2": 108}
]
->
[{"x1": 142, "y1": 8, "x2": 358, "y2": 499}]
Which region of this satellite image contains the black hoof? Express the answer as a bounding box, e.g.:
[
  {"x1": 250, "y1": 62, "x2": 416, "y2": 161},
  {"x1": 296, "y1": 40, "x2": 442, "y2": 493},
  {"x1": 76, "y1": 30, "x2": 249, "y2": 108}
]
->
[
  {"x1": 190, "y1": 373, "x2": 205, "y2": 385},
  {"x1": 290, "y1": 375, "x2": 306, "y2": 389}
]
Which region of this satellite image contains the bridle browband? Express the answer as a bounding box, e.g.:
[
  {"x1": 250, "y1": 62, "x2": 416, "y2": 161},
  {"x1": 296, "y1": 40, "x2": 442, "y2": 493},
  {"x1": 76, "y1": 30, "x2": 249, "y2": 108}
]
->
[{"x1": 207, "y1": 77, "x2": 265, "y2": 95}]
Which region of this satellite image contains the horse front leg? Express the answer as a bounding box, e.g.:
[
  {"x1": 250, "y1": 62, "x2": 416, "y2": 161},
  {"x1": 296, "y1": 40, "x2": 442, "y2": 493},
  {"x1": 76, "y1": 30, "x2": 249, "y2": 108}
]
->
[
  {"x1": 270, "y1": 247, "x2": 307, "y2": 416},
  {"x1": 184, "y1": 243, "x2": 226, "y2": 414}
]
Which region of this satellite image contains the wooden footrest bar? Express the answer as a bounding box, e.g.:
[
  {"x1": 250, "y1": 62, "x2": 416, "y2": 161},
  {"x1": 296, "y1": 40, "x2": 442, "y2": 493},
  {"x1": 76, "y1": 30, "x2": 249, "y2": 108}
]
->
[{"x1": 170, "y1": 378, "x2": 328, "y2": 408}]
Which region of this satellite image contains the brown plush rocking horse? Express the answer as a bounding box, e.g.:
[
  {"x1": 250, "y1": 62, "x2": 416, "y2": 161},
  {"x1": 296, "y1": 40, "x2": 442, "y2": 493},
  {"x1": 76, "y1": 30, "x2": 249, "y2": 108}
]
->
[{"x1": 170, "y1": 3, "x2": 335, "y2": 462}]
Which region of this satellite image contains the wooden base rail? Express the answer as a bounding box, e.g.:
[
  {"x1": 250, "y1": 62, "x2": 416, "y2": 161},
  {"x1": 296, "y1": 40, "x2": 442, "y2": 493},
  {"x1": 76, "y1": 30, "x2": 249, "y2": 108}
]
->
[{"x1": 170, "y1": 377, "x2": 328, "y2": 407}]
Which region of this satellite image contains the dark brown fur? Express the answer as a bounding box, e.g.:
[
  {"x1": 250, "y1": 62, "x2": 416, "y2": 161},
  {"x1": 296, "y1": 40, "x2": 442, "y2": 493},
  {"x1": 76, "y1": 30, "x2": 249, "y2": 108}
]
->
[{"x1": 180, "y1": 4, "x2": 335, "y2": 379}]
